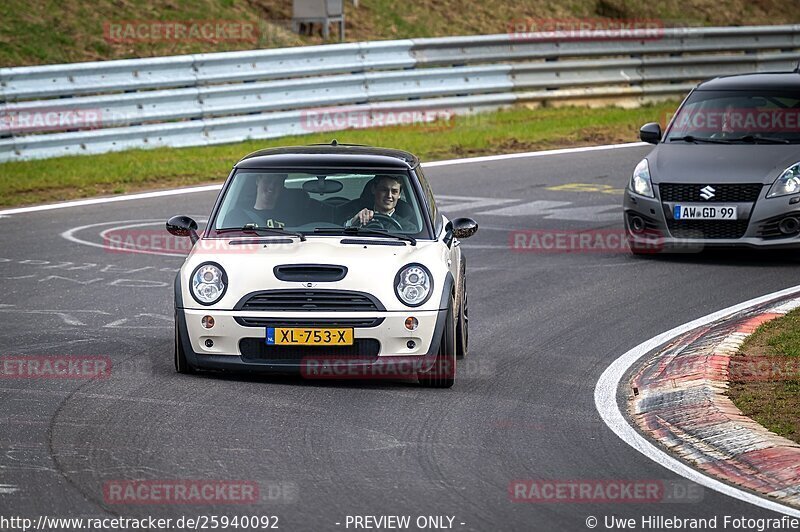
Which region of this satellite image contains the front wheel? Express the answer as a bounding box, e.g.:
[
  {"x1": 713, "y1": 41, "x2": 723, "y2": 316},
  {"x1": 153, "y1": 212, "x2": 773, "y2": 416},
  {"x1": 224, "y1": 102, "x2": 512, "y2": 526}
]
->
[
  {"x1": 419, "y1": 295, "x2": 456, "y2": 388},
  {"x1": 456, "y1": 271, "x2": 469, "y2": 359},
  {"x1": 174, "y1": 313, "x2": 195, "y2": 374}
]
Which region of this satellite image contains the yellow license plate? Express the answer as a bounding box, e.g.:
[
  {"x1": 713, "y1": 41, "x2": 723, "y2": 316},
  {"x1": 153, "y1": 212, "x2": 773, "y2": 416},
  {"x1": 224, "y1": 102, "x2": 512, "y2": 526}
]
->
[{"x1": 266, "y1": 327, "x2": 354, "y2": 346}]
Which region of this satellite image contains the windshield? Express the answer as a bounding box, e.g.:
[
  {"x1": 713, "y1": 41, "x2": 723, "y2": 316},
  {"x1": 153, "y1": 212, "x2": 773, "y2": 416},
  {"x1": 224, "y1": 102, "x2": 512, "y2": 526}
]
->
[
  {"x1": 209, "y1": 169, "x2": 429, "y2": 238},
  {"x1": 667, "y1": 90, "x2": 800, "y2": 143}
]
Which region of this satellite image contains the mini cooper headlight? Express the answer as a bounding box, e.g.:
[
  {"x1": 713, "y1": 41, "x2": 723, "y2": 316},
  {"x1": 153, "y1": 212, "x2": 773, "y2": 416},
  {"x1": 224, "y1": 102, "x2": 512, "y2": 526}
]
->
[
  {"x1": 767, "y1": 162, "x2": 800, "y2": 198},
  {"x1": 630, "y1": 159, "x2": 654, "y2": 198},
  {"x1": 191, "y1": 262, "x2": 227, "y2": 305},
  {"x1": 395, "y1": 264, "x2": 433, "y2": 307}
]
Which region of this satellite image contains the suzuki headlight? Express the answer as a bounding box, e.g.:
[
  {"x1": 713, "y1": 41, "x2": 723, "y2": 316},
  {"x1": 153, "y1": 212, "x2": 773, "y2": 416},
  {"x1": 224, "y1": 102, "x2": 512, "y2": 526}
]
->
[
  {"x1": 767, "y1": 162, "x2": 800, "y2": 198},
  {"x1": 630, "y1": 159, "x2": 654, "y2": 198},
  {"x1": 191, "y1": 262, "x2": 227, "y2": 305},
  {"x1": 395, "y1": 264, "x2": 433, "y2": 307}
]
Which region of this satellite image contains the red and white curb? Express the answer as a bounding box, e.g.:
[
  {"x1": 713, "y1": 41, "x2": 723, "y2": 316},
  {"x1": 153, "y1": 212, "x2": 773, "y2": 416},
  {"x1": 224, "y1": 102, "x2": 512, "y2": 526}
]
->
[
  {"x1": 596, "y1": 285, "x2": 800, "y2": 518},
  {"x1": 631, "y1": 295, "x2": 800, "y2": 507}
]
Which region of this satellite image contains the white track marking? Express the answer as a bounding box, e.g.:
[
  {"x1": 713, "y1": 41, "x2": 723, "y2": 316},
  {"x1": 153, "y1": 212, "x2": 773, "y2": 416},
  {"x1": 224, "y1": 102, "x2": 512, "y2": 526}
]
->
[
  {"x1": 437, "y1": 195, "x2": 517, "y2": 213},
  {"x1": 61, "y1": 219, "x2": 206, "y2": 258},
  {"x1": 0, "y1": 484, "x2": 19, "y2": 495},
  {"x1": 479, "y1": 200, "x2": 571, "y2": 216},
  {"x1": 595, "y1": 284, "x2": 800, "y2": 518},
  {"x1": 0, "y1": 143, "x2": 648, "y2": 216}
]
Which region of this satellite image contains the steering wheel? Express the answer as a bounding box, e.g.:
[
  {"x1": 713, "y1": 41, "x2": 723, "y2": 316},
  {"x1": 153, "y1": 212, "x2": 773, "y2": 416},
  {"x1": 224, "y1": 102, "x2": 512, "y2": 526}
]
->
[{"x1": 364, "y1": 213, "x2": 404, "y2": 231}]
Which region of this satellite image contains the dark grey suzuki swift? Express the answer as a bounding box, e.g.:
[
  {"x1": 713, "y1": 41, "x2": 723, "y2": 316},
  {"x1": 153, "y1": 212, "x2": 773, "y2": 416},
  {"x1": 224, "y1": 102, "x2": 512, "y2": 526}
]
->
[{"x1": 624, "y1": 70, "x2": 800, "y2": 253}]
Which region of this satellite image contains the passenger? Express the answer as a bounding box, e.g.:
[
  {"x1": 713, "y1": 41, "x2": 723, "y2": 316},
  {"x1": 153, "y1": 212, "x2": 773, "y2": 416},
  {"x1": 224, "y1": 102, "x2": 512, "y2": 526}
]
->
[{"x1": 246, "y1": 173, "x2": 315, "y2": 228}]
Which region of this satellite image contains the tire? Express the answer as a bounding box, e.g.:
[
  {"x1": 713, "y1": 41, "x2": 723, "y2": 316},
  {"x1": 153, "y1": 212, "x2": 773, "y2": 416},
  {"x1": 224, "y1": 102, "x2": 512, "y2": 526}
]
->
[
  {"x1": 456, "y1": 269, "x2": 469, "y2": 359},
  {"x1": 174, "y1": 313, "x2": 195, "y2": 375},
  {"x1": 419, "y1": 295, "x2": 456, "y2": 388}
]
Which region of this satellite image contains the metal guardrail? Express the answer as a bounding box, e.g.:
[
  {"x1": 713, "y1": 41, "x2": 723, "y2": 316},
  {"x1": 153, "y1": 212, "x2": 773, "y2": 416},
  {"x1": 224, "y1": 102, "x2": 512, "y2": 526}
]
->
[
  {"x1": 410, "y1": 25, "x2": 800, "y2": 64},
  {"x1": 0, "y1": 41, "x2": 416, "y2": 100},
  {"x1": 1, "y1": 25, "x2": 799, "y2": 162}
]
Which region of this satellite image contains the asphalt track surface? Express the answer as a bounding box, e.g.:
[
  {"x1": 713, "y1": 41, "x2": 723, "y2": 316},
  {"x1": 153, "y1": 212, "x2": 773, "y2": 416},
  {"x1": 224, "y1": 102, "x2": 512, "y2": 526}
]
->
[{"x1": 1, "y1": 144, "x2": 798, "y2": 531}]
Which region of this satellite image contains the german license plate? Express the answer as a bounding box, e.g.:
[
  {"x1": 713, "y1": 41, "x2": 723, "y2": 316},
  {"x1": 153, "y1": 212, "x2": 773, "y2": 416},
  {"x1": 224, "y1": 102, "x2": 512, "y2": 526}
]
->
[
  {"x1": 674, "y1": 204, "x2": 738, "y2": 220},
  {"x1": 266, "y1": 327, "x2": 354, "y2": 346}
]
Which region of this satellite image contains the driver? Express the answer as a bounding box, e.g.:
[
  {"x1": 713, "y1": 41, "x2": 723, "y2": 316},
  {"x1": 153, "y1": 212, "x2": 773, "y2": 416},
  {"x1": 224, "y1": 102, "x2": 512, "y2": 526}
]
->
[{"x1": 346, "y1": 175, "x2": 414, "y2": 230}]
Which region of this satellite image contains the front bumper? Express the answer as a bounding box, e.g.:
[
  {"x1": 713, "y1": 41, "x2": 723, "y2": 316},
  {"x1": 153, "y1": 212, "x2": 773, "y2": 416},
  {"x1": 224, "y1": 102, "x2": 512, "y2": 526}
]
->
[
  {"x1": 176, "y1": 307, "x2": 446, "y2": 373},
  {"x1": 623, "y1": 188, "x2": 800, "y2": 251}
]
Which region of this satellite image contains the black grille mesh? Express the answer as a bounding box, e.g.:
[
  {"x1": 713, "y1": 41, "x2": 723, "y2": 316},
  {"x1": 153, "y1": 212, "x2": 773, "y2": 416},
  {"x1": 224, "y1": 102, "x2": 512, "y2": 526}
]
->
[
  {"x1": 666, "y1": 219, "x2": 750, "y2": 239},
  {"x1": 239, "y1": 338, "x2": 380, "y2": 361},
  {"x1": 234, "y1": 317, "x2": 384, "y2": 328},
  {"x1": 238, "y1": 290, "x2": 381, "y2": 312},
  {"x1": 659, "y1": 183, "x2": 763, "y2": 203}
]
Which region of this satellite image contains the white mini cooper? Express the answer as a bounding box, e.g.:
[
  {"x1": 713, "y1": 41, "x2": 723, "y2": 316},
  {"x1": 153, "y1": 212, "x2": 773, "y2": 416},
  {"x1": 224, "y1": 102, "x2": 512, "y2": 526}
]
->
[{"x1": 166, "y1": 143, "x2": 478, "y2": 388}]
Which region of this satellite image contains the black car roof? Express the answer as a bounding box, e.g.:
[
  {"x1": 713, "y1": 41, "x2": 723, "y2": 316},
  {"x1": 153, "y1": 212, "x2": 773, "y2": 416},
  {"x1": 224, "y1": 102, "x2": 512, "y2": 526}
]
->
[
  {"x1": 697, "y1": 71, "x2": 800, "y2": 91},
  {"x1": 235, "y1": 143, "x2": 420, "y2": 170}
]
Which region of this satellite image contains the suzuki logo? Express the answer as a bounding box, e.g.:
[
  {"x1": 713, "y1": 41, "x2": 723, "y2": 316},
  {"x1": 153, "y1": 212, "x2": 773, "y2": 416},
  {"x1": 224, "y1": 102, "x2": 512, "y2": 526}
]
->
[{"x1": 700, "y1": 186, "x2": 716, "y2": 200}]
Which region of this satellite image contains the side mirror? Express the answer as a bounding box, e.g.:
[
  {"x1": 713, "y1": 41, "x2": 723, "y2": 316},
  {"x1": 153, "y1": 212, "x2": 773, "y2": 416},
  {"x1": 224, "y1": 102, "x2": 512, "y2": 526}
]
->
[
  {"x1": 639, "y1": 122, "x2": 662, "y2": 144},
  {"x1": 444, "y1": 217, "x2": 479, "y2": 246},
  {"x1": 166, "y1": 215, "x2": 199, "y2": 244}
]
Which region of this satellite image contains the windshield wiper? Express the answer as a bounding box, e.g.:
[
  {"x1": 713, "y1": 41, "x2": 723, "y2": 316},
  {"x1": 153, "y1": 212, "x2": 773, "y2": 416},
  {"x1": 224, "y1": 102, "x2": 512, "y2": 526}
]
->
[
  {"x1": 313, "y1": 227, "x2": 416, "y2": 246},
  {"x1": 214, "y1": 224, "x2": 306, "y2": 241},
  {"x1": 726, "y1": 134, "x2": 791, "y2": 144},
  {"x1": 668, "y1": 135, "x2": 732, "y2": 144}
]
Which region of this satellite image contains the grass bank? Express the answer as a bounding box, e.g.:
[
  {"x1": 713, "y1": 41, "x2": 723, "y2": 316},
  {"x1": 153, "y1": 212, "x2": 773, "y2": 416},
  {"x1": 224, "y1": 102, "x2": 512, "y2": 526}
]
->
[
  {"x1": 728, "y1": 308, "x2": 800, "y2": 444},
  {"x1": 1, "y1": 0, "x2": 796, "y2": 66}
]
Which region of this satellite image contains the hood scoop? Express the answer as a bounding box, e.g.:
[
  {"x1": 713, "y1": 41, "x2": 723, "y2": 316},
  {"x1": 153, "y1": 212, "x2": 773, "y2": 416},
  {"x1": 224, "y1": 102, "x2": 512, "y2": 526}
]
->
[{"x1": 273, "y1": 264, "x2": 347, "y2": 282}]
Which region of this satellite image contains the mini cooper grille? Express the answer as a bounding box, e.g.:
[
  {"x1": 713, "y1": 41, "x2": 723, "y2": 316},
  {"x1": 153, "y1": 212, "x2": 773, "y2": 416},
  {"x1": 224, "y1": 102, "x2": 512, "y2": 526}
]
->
[
  {"x1": 239, "y1": 338, "x2": 381, "y2": 361},
  {"x1": 234, "y1": 317, "x2": 385, "y2": 328},
  {"x1": 659, "y1": 183, "x2": 763, "y2": 203},
  {"x1": 666, "y1": 219, "x2": 750, "y2": 239},
  {"x1": 237, "y1": 290, "x2": 383, "y2": 312}
]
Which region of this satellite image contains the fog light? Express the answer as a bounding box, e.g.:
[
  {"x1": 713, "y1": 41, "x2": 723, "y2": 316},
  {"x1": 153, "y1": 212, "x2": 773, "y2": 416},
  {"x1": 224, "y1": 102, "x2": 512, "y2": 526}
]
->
[
  {"x1": 407, "y1": 340, "x2": 416, "y2": 349},
  {"x1": 779, "y1": 217, "x2": 800, "y2": 235},
  {"x1": 204, "y1": 339, "x2": 214, "y2": 348},
  {"x1": 405, "y1": 317, "x2": 418, "y2": 331},
  {"x1": 630, "y1": 215, "x2": 646, "y2": 234},
  {"x1": 202, "y1": 315, "x2": 215, "y2": 329}
]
